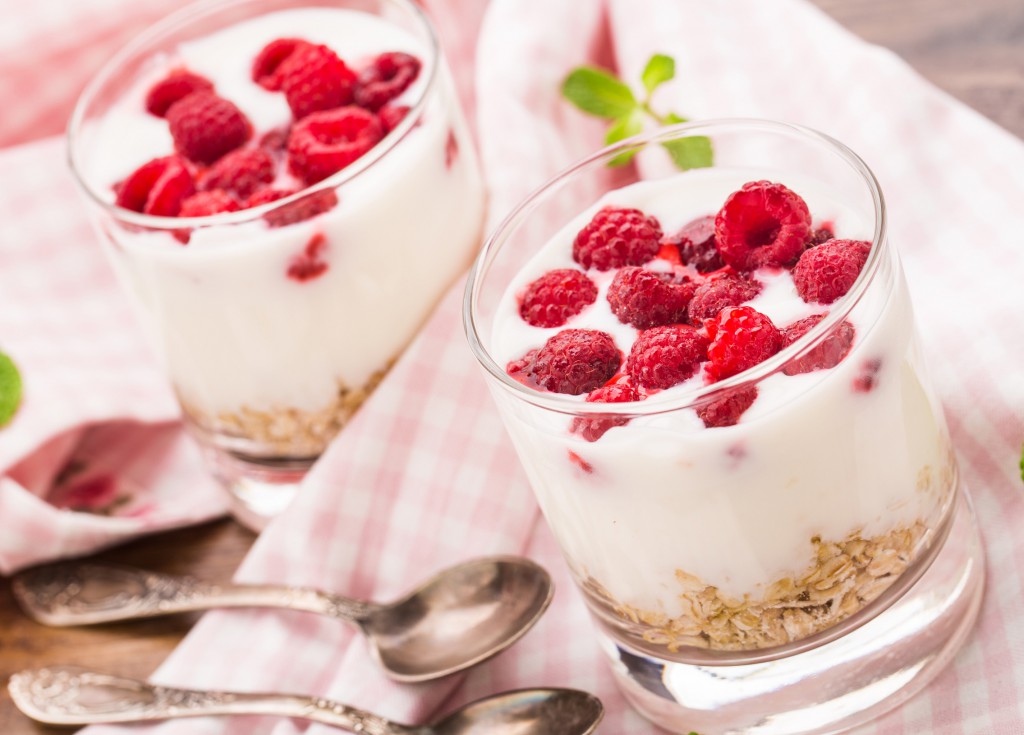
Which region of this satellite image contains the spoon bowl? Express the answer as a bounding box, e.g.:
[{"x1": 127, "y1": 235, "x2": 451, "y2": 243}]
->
[
  {"x1": 8, "y1": 667, "x2": 604, "y2": 735},
  {"x1": 12, "y1": 557, "x2": 553, "y2": 682}
]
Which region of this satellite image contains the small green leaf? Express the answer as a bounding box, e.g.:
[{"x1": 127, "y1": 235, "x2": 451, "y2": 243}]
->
[
  {"x1": 1019, "y1": 443, "x2": 1023, "y2": 484},
  {"x1": 662, "y1": 135, "x2": 714, "y2": 170},
  {"x1": 605, "y1": 110, "x2": 645, "y2": 167},
  {"x1": 664, "y1": 111, "x2": 688, "y2": 125},
  {"x1": 0, "y1": 351, "x2": 23, "y2": 427},
  {"x1": 641, "y1": 54, "x2": 676, "y2": 95},
  {"x1": 562, "y1": 67, "x2": 638, "y2": 119}
]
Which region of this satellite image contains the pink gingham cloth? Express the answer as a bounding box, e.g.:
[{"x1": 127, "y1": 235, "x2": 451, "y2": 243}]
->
[{"x1": 2, "y1": 0, "x2": 1023, "y2": 733}]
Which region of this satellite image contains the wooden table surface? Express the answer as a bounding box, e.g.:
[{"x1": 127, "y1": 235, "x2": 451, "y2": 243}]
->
[{"x1": 2, "y1": 2, "x2": 1022, "y2": 733}]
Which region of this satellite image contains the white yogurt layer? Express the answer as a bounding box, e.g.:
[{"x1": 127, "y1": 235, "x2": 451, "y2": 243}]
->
[
  {"x1": 83, "y1": 8, "x2": 485, "y2": 421},
  {"x1": 488, "y1": 169, "x2": 952, "y2": 614}
]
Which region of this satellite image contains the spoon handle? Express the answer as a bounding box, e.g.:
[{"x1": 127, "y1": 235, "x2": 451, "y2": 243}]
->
[
  {"x1": 12, "y1": 563, "x2": 378, "y2": 626},
  {"x1": 8, "y1": 667, "x2": 415, "y2": 734}
]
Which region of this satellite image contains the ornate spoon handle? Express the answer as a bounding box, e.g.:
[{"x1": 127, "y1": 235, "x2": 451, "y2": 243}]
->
[
  {"x1": 12, "y1": 563, "x2": 378, "y2": 626},
  {"x1": 8, "y1": 667, "x2": 416, "y2": 734}
]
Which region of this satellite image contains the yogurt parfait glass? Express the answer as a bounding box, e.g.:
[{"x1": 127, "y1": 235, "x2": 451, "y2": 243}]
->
[
  {"x1": 68, "y1": 0, "x2": 485, "y2": 527},
  {"x1": 464, "y1": 119, "x2": 983, "y2": 734}
]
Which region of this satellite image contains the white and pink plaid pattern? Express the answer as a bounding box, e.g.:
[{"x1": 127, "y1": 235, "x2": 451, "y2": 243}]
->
[{"x1": 1, "y1": 0, "x2": 1023, "y2": 732}]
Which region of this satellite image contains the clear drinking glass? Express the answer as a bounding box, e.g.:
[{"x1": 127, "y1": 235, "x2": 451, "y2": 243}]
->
[
  {"x1": 68, "y1": 0, "x2": 485, "y2": 527},
  {"x1": 464, "y1": 119, "x2": 984, "y2": 734}
]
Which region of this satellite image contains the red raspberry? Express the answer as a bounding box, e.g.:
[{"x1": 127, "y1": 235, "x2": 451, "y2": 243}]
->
[
  {"x1": 571, "y1": 382, "x2": 640, "y2": 442},
  {"x1": 807, "y1": 224, "x2": 835, "y2": 247},
  {"x1": 781, "y1": 314, "x2": 856, "y2": 375},
  {"x1": 687, "y1": 274, "x2": 761, "y2": 323},
  {"x1": 519, "y1": 269, "x2": 598, "y2": 328},
  {"x1": 573, "y1": 206, "x2": 662, "y2": 271},
  {"x1": 201, "y1": 148, "x2": 275, "y2": 199},
  {"x1": 853, "y1": 358, "x2": 882, "y2": 392},
  {"x1": 627, "y1": 324, "x2": 709, "y2": 391},
  {"x1": 287, "y1": 106, "x2": 383, "y2": 184},
  {"x1": 287, "y1": 233, "x2": 329, "y2": 282},
  {"x1": 252, "y1": 38, "x2": 311, "y2": 91},
  {"x1": 714, "y1": 181, "x2": 811, "y2": 271},
  {"x1": 114, "y1": 155, "x2": 195, "y2": 216},
  {"x1": 166, "y1": 91, "x2": 252, "y2": 165},
  {"x1": 259, "y1": 127, "x2": 290, "y2": 157},
  {"x1": 379, "y1": 104, "x2": 411, "y2": 133},
  {"x1": 606, "y1": 266, "x2": 696, "y2": 329},
  {"x1": 145, "y1": 69, "x2": 214, "y2": 118},
  {"x1": 508, "y1": 329, "x2": 621, "y2": 395},
  {"x1": 278, "y1": 43, "x2": 357, "y2": 119},
  {"x1": 706, "y1": 306, "x2": 783, "y2": 382},
  {"x1": 792, "y1": 239, "x2": 871, "y2": 305},
  {"x1": 179, "y1": 189, "x2": 240, "y2": 217},
  {"x1": 697, "y1": 385, "x2": 758, "y2": 428},
  {"x1": 665, "y1": 215, "x2": 724, "y2": 273},
  {"x1": 354, "y1": 52, "x2": 422, "y2": 111},
  {"x1": 244, "y1": 187, "x2": 339, "y2": 228}
]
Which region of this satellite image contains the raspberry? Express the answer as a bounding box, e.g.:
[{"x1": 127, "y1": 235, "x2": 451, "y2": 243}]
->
[
  {"x1": 508, "y1": 329, "x2": 621, "y2": 395},
  {"x1": 571, "y1": 382, "x2": 640, "y2": 442},
  {"x1": 665, "y1": 215, "x2": 724, "y2": 273},
  {"x1": 287, "y1": 106, "x2": 383, "y2": 184},
  {"x1": 166, "y1": 91, "x2": 252, "y2": 165},
  {"x1": 145, "y1": 69, "x2": 214, "y2": 118},
  {"x1": 714, "y1": 181, "x2": 811, "y2": 271},
  {"x1": 792, "y1": 239, "x2": 871, "y2": 305},
  {"x1": 259, "y1": 127, "x2": 290, "y2": 157},
  {"x1": 781, "y1": 314, "x2": 856, "y2": 375},
  {"x1": 573, "y1": 206, "x2": 662, "y2": 271},
  {"x1": 706, "y1": 306, "x2": 783, "y2": 382},
  {"x1": 278, "y1": 43, "x2": 357, "y2": 119},
  {"x1": 853, "y1": 358, "x2": 882, "y2": 392},
  {"x1": 174, "y1": 189, "x2": 240, "y2": 243},
  {"x1": 606, "y1": 266, "x2": 696, "y2": 329},
  {"x1": 252, "y1": 38, "x2": 311, "y2": 91},
  {"x1": 179, "y1": 189, "x2": 240, "y2": 217},
  {"x1": 244, "y1": 187, "x2": 339, "y2": 228},
  {"x1": 379, "y1": 104, "x2": 411, "y2": 133},
  {"x1": 114, "y1": 155, "x2": 195, "y2": 216},
  {"x1": 627, "y1": 324, "x2": 709, "y2": 391},
  {"x1": 697, "y1": 386, "x2": 758, "y2": 428},
  {"x1": 519, "y1": 269, "x2": 598, "y2": 328},
  {"x1": 354, "y1": 52, "x2": 422, "y2": 111},
  {"x1": 687, "y1": 274, "x2": 761, "y2": 323},
  {"x1": 201, "y1": 148, "x2": 275, "y2": 199},
  {"x1": 807, "y1": 224, "x2": 835, "y2": 247},
  {"x1": 287, "y1": 233, "x2": 329, "y2": 282}
]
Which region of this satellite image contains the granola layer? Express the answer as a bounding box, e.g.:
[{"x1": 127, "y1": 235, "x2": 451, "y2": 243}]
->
[
  {"x1": 180, "y1": 363, "x2": 390, "y2": 456},
  {"x1": 589, "y1": 520, "x2": 929, "y2": 652}
]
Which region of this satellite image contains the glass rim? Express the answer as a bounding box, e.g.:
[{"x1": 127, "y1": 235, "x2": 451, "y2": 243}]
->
[
  {"x1": 66, "y1": 0, "x2": 441, "y2": 230},
  {"x1": 463, "y1": 117, "x2": 888, "y2": 418}
]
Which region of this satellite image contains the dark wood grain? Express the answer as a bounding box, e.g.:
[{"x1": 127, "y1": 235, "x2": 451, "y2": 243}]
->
[{"x1": 1, "y1": 3, "x2": 1023, "y2": 733}]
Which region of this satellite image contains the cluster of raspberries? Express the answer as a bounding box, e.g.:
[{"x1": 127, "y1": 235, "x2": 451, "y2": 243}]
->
[
  {"x1": 507, "y1": 181, "x2": 870, "y2": 436},
  {"x1": 113, "y1": 39, "x2": 421, "y2": 234}
]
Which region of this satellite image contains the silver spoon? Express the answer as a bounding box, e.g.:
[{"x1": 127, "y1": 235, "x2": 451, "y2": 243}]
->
[
  {"x1": 12, "y1": 557, "x2": 552, "y2": 683},
  {"x1": 8, "y1": 666, "x2": 603, "y2": 734}
]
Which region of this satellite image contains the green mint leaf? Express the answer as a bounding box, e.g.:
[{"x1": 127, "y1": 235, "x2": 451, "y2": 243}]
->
[
  {"x1": 662, "y1": 135, "x2": 714, "y2": 170},
  {"x1": 1020, "y1": 443, "x2": 1024, "y2": 484},
  {"x1": 0, "y1": 350, "x2": 23, "y2": 428},
  {"x1": 562, "y1": 66, "x2": 638, "y2": 119},
  {"x1": 641, "y1": 53, "x2": 675, "y2": 95},
  {"x1": 604, "y1": 109, "x2": 645, "y2": 166},
  {"x1": 664, "y1": 111, "x2": 688, "y2": 125}
]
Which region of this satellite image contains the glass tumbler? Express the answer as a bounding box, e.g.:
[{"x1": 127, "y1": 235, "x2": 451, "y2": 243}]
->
[
  {"x1": 68, "y1": 0, "x2": 485, "y2": 527},
  {"x1": 464, "y1": 119, "x2": 983, "y2": 734}
]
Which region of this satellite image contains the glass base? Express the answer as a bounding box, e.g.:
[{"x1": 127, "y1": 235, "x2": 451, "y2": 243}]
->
[
  {"x1": 602, "y1": 488, "x2": 985, "y2": 735},
  {"x1": 202, "y1": 447, "x2": 313, "y2": 531}
]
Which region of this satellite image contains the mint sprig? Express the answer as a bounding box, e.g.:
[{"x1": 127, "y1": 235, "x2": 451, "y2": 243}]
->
[
  {"x1": 562, "y1": 53, "x2": 712, "y2": 170},
  {"x1": 0, "y1": 350, "x2": 23, "y2": 427}
]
